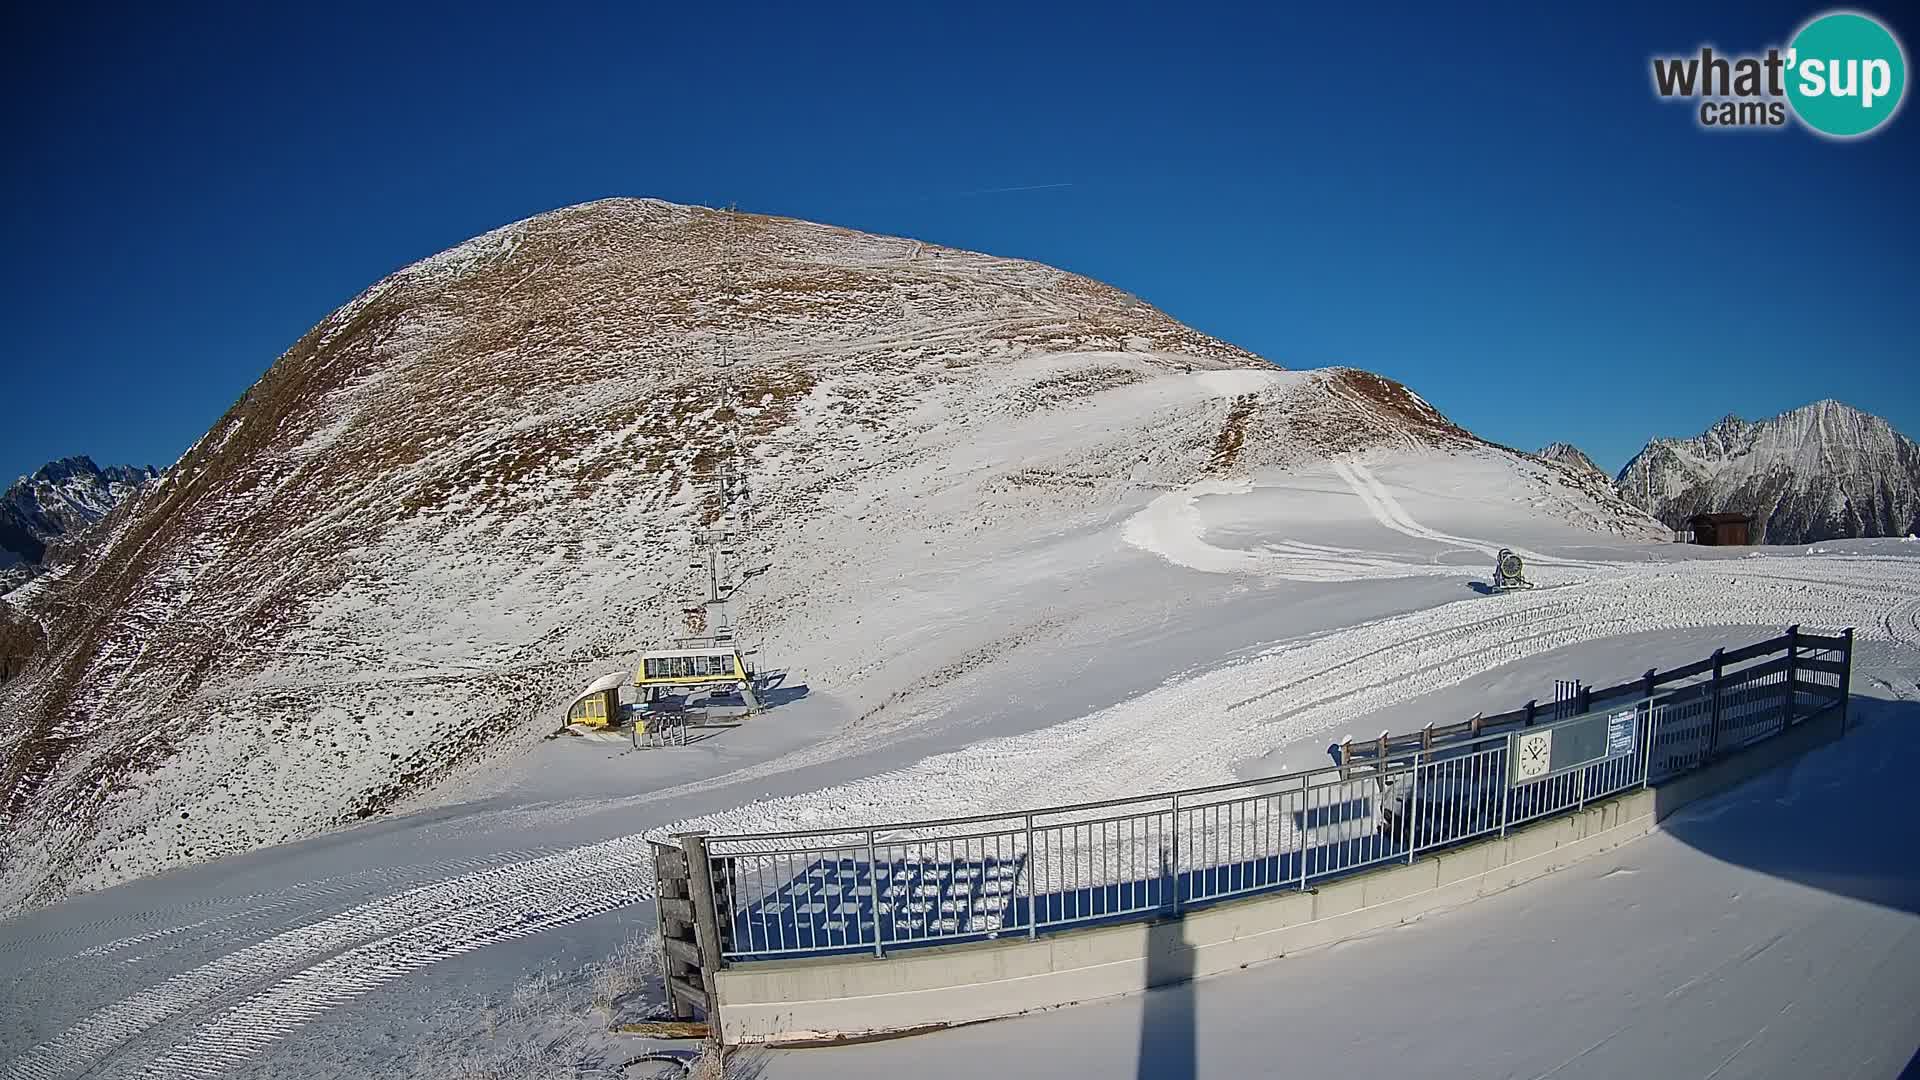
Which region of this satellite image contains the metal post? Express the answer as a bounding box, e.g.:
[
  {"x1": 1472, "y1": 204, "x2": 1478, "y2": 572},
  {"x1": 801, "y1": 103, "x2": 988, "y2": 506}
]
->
[
  {"x1": 1784, "y1": 624, "x2": 1800, "y2": 727},
  {"x1": 1706, "y1": 648, "x2": 1726, "y2": 761},
  {"x1": 1840, "y1": 627, "x2": 1855, "y2": 734},
  {"x1": 1024, "y1": 814, "x2": 1037, "y2": 940},
  {"x1": 1642, "y1": 703, "x2": 1659, "y2": 789},
  {"x1": 1499, "y1": 745, "x2": 1512, "y2": 838},
  {"x1": 1640, "y1": 670, "x2": 1661, "y2": 782},
  {"x1": 1296, "y1": 780, "x2": 1311, "y2": 891},
  {"x1": 1406, "y1": 752, "x2": 1422, "y2": 862},
  {"x1": 1169, "y1": 793, "x2": 1183, "y2": 915},
  {"x1": 864, "y1": 829, "x2": 884, "y2": 957}
]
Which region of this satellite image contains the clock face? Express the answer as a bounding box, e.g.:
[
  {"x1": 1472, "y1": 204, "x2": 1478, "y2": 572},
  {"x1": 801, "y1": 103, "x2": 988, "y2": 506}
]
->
[{"x1": 1515, "y1": 731, "x2": 1553, "y2": 780}]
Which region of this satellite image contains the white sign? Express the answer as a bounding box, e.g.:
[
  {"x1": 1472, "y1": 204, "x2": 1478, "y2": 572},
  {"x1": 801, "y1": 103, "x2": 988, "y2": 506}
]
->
[
  {"x1": 1515, "y1": 730, "x2": 1553, "y2": 781},
  {"x1": 1606, "y1": 708, "x2": 1638, "y2": 758}
]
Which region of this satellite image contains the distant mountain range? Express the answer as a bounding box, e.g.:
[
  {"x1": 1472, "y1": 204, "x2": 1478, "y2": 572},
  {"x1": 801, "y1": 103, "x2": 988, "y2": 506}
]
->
[
  {"x1": 1, "y1": 457, "x2": 157, "y2": 590},
  {"x1": 1539, "y1": 401, "x2": 1919, "y2": 545}
]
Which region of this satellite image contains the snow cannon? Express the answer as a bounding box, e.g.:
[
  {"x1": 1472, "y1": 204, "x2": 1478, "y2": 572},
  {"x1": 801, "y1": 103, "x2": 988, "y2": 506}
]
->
[{"x1": 1491, "y1": 548, "x2": 1534, "y2": 591}]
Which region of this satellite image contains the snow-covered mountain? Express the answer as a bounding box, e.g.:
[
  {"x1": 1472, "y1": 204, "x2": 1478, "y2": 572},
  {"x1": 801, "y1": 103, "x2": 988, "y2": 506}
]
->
[
  {"x1": 1518, "y1": 442, "x2": 1659, "y2": 538},
  {"x1": 0, "y1": 198, "x2": 1660, "y2": 908},
  {"x1": 1535, "y1": 442, "x2": 1606, "y2": 482},
  {"x1": 1616, "y1": 401, "x2": 1920, "y2": 544},
  {"x1": 0, "y1": 457, "x2": 157, "y2": 590}
]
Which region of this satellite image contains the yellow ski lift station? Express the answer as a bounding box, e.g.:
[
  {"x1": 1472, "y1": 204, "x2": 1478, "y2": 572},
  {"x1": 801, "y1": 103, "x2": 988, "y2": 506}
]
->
[{"x1": 635, "y1": 643, "x2": 760, "y2": 712}]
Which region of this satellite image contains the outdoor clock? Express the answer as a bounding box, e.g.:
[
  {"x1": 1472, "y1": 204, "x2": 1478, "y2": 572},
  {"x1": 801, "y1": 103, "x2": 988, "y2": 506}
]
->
[{"x1": 1515, "y1": 730, "x2": 1553, "y2": 781}]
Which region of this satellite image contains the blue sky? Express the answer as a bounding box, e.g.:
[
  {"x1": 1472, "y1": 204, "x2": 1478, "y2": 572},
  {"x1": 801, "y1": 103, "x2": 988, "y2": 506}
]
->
[{"x1": 2, "y1": 1, "x2": 1913, "y2": 484}]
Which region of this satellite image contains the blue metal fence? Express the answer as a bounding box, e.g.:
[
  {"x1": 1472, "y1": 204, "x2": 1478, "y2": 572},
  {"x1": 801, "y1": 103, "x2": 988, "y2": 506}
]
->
[{"x1": 683, "y1": 626, "x2": 1853, "y2": 965}]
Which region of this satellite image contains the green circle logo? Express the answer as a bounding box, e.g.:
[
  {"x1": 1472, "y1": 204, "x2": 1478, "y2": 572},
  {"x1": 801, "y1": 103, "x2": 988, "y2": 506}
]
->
[{"x1": 1786, "y1": 11, "x2": 1907, "y2": 137}]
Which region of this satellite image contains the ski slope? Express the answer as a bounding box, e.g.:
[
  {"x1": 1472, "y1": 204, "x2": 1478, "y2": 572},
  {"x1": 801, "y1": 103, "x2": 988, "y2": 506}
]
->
[
  {"x1": 1125, "y1": 453, "x2": 1637, "y2": 581},
  {"x1": 2, "y1": 448, "x2": 1917, "y2": 1079}
]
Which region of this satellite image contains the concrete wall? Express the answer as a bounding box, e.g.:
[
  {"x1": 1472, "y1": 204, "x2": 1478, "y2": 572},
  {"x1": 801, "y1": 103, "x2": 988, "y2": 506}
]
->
[{"x1": 715, "y1": 703, "x2": 1847, "y2": 1046}]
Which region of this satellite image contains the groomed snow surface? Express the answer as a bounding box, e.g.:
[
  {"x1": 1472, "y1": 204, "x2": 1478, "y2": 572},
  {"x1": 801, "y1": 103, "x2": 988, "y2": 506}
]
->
[{"x1": 3, "y1": 448, "x2": 1918, "y2": 1079}]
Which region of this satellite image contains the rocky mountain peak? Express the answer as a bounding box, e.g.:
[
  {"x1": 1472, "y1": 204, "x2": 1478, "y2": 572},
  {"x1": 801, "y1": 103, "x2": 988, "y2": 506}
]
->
[
  {"x1": 1616, "y1": 401, "x2": 1919, "y2": 543},
  {"x1": 1, "y1": 455, "x2": 158, "y2": 577},
  {"x1": 1535, "y1": 442, "x2": 1607, "y2": 481}
]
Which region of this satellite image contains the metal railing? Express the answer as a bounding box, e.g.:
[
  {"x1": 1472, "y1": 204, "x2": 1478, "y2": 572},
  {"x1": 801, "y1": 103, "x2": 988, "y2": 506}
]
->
[
  {"x1": 633, "y1": 710, "x2": 692, "y2": 749},
  {"x1": 671, "y1": 626, "x2": 1853, "y2": 966}
]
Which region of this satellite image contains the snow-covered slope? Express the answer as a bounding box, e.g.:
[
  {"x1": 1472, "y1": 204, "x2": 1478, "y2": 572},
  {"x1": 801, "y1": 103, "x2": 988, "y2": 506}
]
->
[
  {"x1": 1535, "y1": 442, "x2": 1606, "y2": 481},
  {"x1": 1522, "y1": 444, "x2": 1662, "y2": 540},
  {"x1": 0, "y1": 198, "x2": 1659, "y2": 910},
  {"x1": 1617, "y1": 401, "x2": 1920, "y2": 544},
  {"x1": 0, "y1": 431, "x2": 1910, "y2": 1076},
  {"x1": 0, "y1": 458, "x2": 156, "y2": 590}
]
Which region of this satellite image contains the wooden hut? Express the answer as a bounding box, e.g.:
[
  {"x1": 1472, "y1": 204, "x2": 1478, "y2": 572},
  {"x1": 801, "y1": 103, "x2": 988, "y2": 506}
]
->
[{"x1": 1690, "y1": 512, "x2": 1754, "y2": 546}]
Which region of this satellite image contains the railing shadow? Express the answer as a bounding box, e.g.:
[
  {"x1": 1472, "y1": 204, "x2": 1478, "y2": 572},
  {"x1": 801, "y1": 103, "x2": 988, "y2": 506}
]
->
[
  {"x1": 1135, "y1": 848, "x2": 1196, "y2": 1080},
  {"x1": 1656, "y1": 696, "x2": 1920, "y2": 917},
  {"x1": 1135, "y1": 930, "x2": 1197, "y2": 1080}
]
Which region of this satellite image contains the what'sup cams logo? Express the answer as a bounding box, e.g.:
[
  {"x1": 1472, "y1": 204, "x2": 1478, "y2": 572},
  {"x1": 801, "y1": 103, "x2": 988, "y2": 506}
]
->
[{"x1": 1652, "y1": 10, "x2": 1906, "y2": 137}]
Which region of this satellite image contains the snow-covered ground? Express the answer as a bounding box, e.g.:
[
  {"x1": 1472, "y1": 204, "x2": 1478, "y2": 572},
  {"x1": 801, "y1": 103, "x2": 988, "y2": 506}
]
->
[
  {"x1": 758, "y1": 688, "x2": 1920, "y2": 1080},
  {"x1": 2, "y1": 447, "x2": 1916, "y2": 1079}
]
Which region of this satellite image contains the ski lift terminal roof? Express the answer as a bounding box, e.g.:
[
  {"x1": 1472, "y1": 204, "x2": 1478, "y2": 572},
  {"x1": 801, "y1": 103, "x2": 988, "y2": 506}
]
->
[
  {"x1": 575, "y1": 669, "x2": 628, "y2": 699},
  {"x1": 641, "y1": 645, "x2": 748, "y2": 659}
]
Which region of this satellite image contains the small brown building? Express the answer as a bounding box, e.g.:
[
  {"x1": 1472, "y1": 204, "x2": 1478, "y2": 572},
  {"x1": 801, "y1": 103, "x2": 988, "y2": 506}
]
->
[{"x1": 1690, "y1": 512, "x2": 1754, "y2": 546}]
